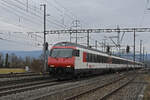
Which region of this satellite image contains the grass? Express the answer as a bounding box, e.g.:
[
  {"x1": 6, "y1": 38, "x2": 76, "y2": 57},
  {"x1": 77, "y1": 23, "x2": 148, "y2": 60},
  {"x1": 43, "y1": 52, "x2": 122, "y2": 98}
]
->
[{"x1": 0, "y1": 68, "x2": 26, "y2": 74}]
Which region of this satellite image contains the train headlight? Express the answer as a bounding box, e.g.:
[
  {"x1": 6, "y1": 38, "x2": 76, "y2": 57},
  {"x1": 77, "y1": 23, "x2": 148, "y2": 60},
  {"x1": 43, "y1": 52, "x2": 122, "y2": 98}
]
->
[
  {"x1": 66, "y1": 65, "x2": 71, "y2": 68},
  {"x1": 50, "y1": 65, "x2": 55, "y2": 67}
]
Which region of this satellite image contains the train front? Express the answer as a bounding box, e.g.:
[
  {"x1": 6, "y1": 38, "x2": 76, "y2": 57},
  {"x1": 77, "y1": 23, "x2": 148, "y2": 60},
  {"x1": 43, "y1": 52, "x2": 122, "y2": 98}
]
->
[{"x1": 48, "y1": 45, "x2": 75, "y2": 79}]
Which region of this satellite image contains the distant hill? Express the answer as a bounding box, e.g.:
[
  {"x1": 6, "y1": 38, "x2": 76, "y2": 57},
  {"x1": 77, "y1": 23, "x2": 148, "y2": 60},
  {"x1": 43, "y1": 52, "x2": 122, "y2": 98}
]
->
[
  {"x1": 0, "y1": 50, "x2": 150, "y2": 61},
  {"x1": 0, "y1": 50, "x2": 43, "y2": 58},
  {"x1": 115, "y1": 53, "x2": 150, "y2": 61}
]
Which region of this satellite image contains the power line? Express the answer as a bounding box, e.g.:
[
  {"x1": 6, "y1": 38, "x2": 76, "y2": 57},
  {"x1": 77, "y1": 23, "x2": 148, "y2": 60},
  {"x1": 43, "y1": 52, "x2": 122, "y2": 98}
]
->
[
  {"x1": 1, "y1": 0, "x2": 42, "y2": 19},
  {"x1": 14, "y1": 0, "x2": 67, "y2": 28},
  {"x1": 139, "y1": 0, "x2": 150, "y2": 26},
  {"x1": 1, "y1": 0, "x2": 44, "y2": 23},
  {"x1": 44, "y1": 0, "x2": 88, "y2": 29},
  {"x1": 47, "y1": 28, "x2": 150, "y2": 34},
  {"x1": 1, "y1": 0, "x2": 68, "y2": 29},
  {"x1": 0, "y1": 16, "x2": 41, "y2": 34},
  {"x1": 51, "y1": 0, "x2": 88, "y2": 27},
  {"x1": 45, "y1": 0, "x2": 76, "y2": 20},
  {"x1": 0, "y1": 1, "x2": 43, "y2": 26},
  {"x1": 0, "y1": 31, "x2": 43, "y2": 43},
  {"x1": 45, "y1": 0, "x2": 87, "y2": 29},
  {"x1": 0, "y1": 37, "x2": 43, "y2": 48}
]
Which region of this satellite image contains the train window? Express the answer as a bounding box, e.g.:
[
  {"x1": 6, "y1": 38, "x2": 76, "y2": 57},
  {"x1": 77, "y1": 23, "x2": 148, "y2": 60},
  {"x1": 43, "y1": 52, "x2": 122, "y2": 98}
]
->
[
  {"x1": 90, "y1": 54, "x2": 93, "y2": 62},
  {"x1": 87, "y1": 53, "x2": 89, "y2": 62},
  {"x1": 100, "y1": 55, "x2": 104, "y2": 63},
  {"x1": 116, "y1": 59, "x2": 119, "y2": 64},
  {"x1": 98, "y1": 55, "x2": 101, "y2": 63},
  {"x1": 94, "y1": 55, "x2": 96, "y2": 62},
  {"x1": 91, "y1": 54, "x2": 94, "y2": 62},
  {"x1": 99, "y1": 55, "x2": 101, "y2": 62},
  {"x1": 113, "y1": 58, "x2": 119, "y2": 64},
  {"x1": 88, "y1": 53, "x2": 94, "y2": 63},
  {"x1": 73, "y1": 50, "x2": 80, "y2": 57},
  {"x1": 121, "y1": 60, "x2": 123, "y2": 64},
  {"x1": 103, "y1": 56, "x2": 108, "y2": 63},
  {"x1": 86, "y1": 53, "x2": 112, "y2": 64},
  {"x1": 50, "y1": 48, "x2": 73, "y2": 58},
  {"x1": 114, "y1": 58, "x2": 117, "y2": 64},
  {"x1": 123, "y1": 60, "x2": 125, "y2": 64},
  {"x1": 96, "y1": 55, "x2": 98, "y2": 62},
  {"x1": 93, "y1": 54, "x2": 97, "y2": 62},
  {"x1": 112, "y1": 58, "x2": 114, "y2": 64},
  {"x1": 119, "y1": 59, "x2": 122, "y2": 64},
  {"x1": 86, "y1": 53, "x2": 89, "y2": 62},
  {"x1": 49, "y1": 50, "x2": 52, "y2": 56},
  {"x1": 93, "y1": 54, "x2": 95, "y2": 62}
]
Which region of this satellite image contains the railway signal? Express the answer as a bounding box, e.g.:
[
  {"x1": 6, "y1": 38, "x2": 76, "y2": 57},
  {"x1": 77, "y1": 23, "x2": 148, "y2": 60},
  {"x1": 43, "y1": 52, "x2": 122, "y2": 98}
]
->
[
  {"x1": 107, "y1": 46, "x2": 110, "y2": 53},
  {"x1": 126, "y1": 45, "x2": 130, "y2": 53},
  {"x1": 45, "y1": 42, "x2": 48, "y2": 50}
]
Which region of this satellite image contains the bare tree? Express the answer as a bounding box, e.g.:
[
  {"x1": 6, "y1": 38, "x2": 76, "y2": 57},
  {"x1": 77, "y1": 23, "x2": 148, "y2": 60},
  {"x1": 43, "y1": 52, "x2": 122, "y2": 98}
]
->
[
  {"x1": 0, "y1": 53, "x2": 4, "y2": 67},
  {"x1": 30, "y1": 58, "x2": 43, "y2": 73}
]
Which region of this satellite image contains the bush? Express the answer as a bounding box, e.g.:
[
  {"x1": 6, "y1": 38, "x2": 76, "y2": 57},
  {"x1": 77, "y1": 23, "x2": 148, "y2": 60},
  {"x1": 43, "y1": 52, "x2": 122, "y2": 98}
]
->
[{"x1": 30, "y1": 59, "x2": 44, "y2": 73}]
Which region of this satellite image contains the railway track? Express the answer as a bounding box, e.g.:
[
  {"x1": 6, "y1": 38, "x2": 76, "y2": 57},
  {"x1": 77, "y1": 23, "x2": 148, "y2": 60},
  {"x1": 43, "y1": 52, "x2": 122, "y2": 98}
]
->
[
  {"x1": 0, "y1": 71, "x2": 141, "y2": 100},
  {"x1": 26, "y1": 72, "x2": 128, "y2": 100},
  {"x1": 0, "y1": 79, "x2": 61, "y2": 97},
  {"x1": 0, "y1": 72, "x2": 48, "y2": 78},
  {"x1": 0, "y1": 72, "x2": 50, "y2": 88},
  {"x1": 0, "y1": 73, "x2": 50, "y2": 87},
  {"x1": 65, "y1": 73, "x2": 135, "y2": 100},
  {"x1": 99, "y1": 76, "x2": 135, "y2": 100}
]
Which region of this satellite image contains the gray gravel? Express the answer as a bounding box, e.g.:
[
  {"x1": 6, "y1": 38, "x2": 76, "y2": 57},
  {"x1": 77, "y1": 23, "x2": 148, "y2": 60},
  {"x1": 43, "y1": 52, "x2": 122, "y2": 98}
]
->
[
  {"x1": 0, "y1": 75, "x2": 50, "y2": 83},
  {"x1": 0, "y1": 73, "x2": 122, "y2": 100},
  {"x1": 106, "y1": 75, "x2": 147, "y2": 100}
]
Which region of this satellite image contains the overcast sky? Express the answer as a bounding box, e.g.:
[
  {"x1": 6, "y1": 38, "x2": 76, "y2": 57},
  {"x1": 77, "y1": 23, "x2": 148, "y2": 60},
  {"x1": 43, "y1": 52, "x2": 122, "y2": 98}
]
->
[{"x1": 0, "y1": 0, "x2": 150, "y2": 53}]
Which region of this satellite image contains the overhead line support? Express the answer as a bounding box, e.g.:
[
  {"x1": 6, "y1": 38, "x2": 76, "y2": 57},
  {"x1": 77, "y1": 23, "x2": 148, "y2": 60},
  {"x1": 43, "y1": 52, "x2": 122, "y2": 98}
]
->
[
  {"x1": 47, "y1": 28, "x2": 150, "y2": 34},
  {"x1": 41, "y1": 4, "x2": 47, "y2": 73},
  {"x1": 133, "y1": 29, "x2": 136, "y2": 68}
]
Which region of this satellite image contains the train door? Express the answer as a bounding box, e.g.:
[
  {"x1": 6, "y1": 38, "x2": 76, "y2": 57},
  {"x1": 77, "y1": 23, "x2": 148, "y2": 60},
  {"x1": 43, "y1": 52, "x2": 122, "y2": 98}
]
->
[{"x1": 73, "y1": 49, "x2": 81, "y2": 69}]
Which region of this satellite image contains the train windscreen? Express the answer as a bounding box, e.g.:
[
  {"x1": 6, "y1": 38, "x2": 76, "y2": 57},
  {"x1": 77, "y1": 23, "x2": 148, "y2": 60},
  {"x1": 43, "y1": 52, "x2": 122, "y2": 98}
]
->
[{"x1": 50, "y1": 48, "x2": 73, "y2": 58}]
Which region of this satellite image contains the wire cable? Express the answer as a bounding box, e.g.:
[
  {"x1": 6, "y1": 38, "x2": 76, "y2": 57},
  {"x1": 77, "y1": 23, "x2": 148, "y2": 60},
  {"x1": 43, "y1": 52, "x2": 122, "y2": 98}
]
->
[{"x1": 1, "y1": 0, "x2": 67, "y2": 29}]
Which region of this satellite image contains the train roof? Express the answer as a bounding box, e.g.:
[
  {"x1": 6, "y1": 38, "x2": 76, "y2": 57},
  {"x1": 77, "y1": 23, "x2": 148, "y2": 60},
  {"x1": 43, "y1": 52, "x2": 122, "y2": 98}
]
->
[
  {"x1": 53, "y1": 42, "x2": 143, "y2": 64},
  {"x1": 54, "y1": 42, "x2": 106, "y2": 53}
]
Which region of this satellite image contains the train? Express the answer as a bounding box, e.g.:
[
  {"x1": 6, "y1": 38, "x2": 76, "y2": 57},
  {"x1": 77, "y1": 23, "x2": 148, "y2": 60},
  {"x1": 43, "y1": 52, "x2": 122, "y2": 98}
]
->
[{"x1": 48, "y1": 42, "x2": 144, "y2": 79}]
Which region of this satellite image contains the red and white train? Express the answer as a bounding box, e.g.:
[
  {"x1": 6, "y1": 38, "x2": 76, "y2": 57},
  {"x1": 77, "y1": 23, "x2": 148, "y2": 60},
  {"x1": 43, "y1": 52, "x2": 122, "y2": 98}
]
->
[{"x1": 48, "y1": 42, "x2": 144, "y2": 79}]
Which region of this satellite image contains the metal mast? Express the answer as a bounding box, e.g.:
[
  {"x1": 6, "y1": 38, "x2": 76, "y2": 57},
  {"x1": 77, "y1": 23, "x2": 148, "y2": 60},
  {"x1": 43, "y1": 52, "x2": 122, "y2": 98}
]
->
[{"x1": 41, "y1": 4, "x2": 47, "y2": 72}]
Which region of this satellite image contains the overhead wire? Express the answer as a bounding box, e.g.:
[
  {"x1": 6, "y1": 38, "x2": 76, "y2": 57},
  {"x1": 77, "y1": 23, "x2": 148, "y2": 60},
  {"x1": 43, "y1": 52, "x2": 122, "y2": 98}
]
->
[
  {"x1": 44, "y1": 0, "x2": 86, "y2": 29},
  {"x1": 0, "y1": 31, "x2": 43, "y2": 43},
  {"x1": 49, "y1": 0, "x2": 88, "y2": 28},
  {"x1": 0, "y1": 5, "x2": 44, "y2": 45},
  {"x1": 1, "y1": 0, "x2": 67, "y2": 29},
  {"x1": 0, "y1": 0, "x2": 46, "y2": 47},
  {"x1": 0, "y1": 1, "x2": 43, "y2": 27},
  {"x1": 0, "y1": 36, "x2": 43, "y2": 48},
  {"x1": 0, "y1": 6, "x2": 43, "y2": 35},
  {"x1": 45, "y1": 0, "x2": 76, "y2": 20},
  {"x1": 139, "y1": 0, "x2": 150, "y2": 26},
  {"x1": 13, "y1": 0, "x2": 68, "y2": 28},
  {"x1": 1, "y1": 0, "x2": 43, "y2": 23},
  {"x1": 0, "y1": 0, "x2": 87, "y2": 49},
  {"x1": 0, "y1": 38, "x2": 42, "y2": 48}
]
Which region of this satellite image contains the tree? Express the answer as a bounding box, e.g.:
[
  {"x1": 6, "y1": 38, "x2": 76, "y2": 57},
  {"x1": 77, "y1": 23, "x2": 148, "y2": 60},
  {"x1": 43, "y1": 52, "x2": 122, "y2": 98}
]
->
[
  {"x1": 5, "y1": 53, "x2": 9, "y2": 67},
  {"x1": 24, "y1": 56, "x2": 31, "y2": 66},
  {"x1": 10, "y1": 53, "x2": 18, "y2": 68},
  {"x1": 31, "y1": 58, "x2": 43, "y2": 73},
  {"x1": 0, "y1": 53, "x2": 4, "y2": 67}
]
